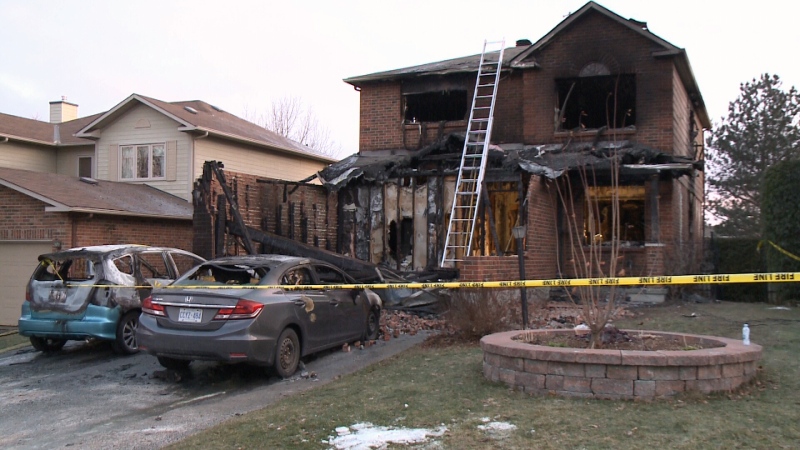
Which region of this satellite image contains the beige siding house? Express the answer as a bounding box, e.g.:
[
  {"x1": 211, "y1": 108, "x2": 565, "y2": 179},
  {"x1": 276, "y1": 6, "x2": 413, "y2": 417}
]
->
[
  {"x1": 0, "y1": 93, "x2": 337, "y2": 325},
  {"x1": 76, "y1": 94, "x2": 336, "y2": 201}
]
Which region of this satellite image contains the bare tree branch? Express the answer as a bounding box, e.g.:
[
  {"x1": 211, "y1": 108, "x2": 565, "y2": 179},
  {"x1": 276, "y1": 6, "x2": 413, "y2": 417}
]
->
[{"x1": 244, "y1": 95, "x2": 344, "y2": 158}]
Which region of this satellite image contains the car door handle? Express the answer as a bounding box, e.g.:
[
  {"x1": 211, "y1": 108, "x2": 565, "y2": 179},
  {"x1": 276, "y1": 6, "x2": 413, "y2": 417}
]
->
[{"x1": 330, "y1": 299, "x2": 340, "y2": 307}]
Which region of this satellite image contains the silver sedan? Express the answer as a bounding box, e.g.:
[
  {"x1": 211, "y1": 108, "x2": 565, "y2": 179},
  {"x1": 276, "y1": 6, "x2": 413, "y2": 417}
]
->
[{"x1": 137, "y1": 255, "x2": 382, "y2": 377}]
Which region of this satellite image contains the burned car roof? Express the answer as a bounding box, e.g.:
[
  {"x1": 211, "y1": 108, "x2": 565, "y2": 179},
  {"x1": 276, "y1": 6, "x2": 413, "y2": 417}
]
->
[{"x1": 37, "y1": 245, "x2": 193, "y2": 261}]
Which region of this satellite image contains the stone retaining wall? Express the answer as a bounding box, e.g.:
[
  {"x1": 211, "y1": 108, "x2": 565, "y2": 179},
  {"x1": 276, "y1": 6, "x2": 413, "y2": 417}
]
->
[{"x1": 480, "y1": 330, "x2": 762, "y2": 400}]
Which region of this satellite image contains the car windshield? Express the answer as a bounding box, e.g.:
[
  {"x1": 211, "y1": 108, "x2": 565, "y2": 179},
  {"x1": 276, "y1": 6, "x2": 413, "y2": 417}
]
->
[{"x1": 174, "y1": 263, "x2": 269, "y2": 287}]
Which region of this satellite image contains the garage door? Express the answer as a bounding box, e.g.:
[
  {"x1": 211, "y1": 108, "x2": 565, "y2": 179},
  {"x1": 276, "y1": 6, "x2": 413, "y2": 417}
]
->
[{"x1": 0, "y1": 242, "x2": 54, "y2": 326}]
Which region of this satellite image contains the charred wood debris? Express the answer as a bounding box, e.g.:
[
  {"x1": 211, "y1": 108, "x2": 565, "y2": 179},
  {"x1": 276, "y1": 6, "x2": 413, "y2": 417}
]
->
[
  {"x1": 193, "y1": 160, "x2": 449, "y2": 315},
  {"x1": 192, "y1": 132, "x2": 694, "y2": 317}
]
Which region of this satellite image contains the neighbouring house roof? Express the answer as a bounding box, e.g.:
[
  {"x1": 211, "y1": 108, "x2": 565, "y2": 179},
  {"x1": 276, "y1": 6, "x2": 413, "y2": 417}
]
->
[
  {"x1": 1, "y1": 94, "x2": 337, "y2": 163},
  {"x1": 343, "y1": 1, "x2": 710, "y2": 128},
  {"x1": 0, "y1": 112, "x2": 99, "y2": 147},
  {"x1": 317, "y1": 133, "x2": 701, "y2": 190},
  {"x1": 0, "y1": 167, "x2": 192, "y2": 219},
  {"x1": 76, "y1": 94, "x2": 337, "y2": 164}
]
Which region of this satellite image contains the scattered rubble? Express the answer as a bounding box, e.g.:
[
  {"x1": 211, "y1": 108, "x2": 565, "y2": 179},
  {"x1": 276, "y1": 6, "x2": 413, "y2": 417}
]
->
[{"x1": 379, "y1": 310, "x2": 451, "y2": 339}]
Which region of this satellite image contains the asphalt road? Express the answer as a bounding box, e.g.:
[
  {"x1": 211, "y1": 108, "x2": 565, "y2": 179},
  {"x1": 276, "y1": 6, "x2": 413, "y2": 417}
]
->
[{"x1": 0, "y1": 333, "x2": 427, "y2": 449}]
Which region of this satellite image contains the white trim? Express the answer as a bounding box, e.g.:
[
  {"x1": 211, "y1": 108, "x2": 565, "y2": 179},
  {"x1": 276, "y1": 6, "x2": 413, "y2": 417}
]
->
[{"x1": 76, "y1": 94, "x2": 194, "y2": 137}]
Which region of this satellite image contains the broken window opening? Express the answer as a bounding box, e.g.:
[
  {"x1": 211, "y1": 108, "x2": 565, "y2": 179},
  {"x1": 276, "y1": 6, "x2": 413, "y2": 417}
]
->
[
  {"x1": 404, "y1": 90, "x2": 468, "y2": 123},
  {"x1": 584, "y1": 186, "x2": 645, "y2": 245},
  {"x1": 556, "y1": 74, "x2": 636, "y2": 131},
  {"x1": 388, "y1": 218, "x2": 414, "y2": 263}
]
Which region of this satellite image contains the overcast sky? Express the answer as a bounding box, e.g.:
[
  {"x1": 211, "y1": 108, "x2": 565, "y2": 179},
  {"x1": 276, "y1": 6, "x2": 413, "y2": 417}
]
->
[{"x1": 1, "y1": 0, "x2": 797, "y2": 158}]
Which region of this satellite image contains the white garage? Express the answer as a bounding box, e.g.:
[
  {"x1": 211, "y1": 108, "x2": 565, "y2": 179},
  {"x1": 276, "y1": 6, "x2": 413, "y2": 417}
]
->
[{"x1": 0, "y1": 241, "x2": 54, "y2": 326}]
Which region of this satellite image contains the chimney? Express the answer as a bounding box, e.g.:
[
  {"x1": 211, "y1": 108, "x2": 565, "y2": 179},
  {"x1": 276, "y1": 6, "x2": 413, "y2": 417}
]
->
[
  {"x1": 516, "y1": 39, "x2": 532, "y2": 47},
  {"x1": 49, "y1": 96, "x2": 78, "y2": 123}
]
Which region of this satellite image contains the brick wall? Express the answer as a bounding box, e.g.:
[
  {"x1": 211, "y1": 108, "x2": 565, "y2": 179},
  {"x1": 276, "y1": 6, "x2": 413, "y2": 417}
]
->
[
  {"x1": 526, "y1": 176, "x2": 559, "y2": 278},
  {"x1": 461, "y1": 255, "x2": 520, "y2": 281},
  {"x1": 0, "y1": 184, "x2": 193, "y2": 251},
  {"x1": 358, "y1": 70, "x2": 526, "y2": 153},
  {"x1": 0, "y1": 186, "x2": 68, "y2": 249},
  {"x1": 522, "y1": 11, "x2": 676, "y2": 151},
  {"x1": 70, "y1": 214, "x2": 193, "y2": 250},
  {"x1": 359, "y1": 83, "x2": 403, "y2": 151},
  {"x1": 193, "y1": 165, "x2": 337, "y2": 258}
]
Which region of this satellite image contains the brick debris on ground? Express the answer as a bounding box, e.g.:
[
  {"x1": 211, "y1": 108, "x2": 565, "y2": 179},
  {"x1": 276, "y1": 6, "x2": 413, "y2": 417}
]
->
[{"x1": 341, "y1": 303, "x2": 634, "y2": 352}]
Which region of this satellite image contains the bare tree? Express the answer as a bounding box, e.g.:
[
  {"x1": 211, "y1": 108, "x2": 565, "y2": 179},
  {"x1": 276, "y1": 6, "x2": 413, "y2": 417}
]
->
[
  {"x1": 244, "y1": 95, "x2": 343, "y2": 158},
  {"x1": 556, "y1": 156, "x2": 623, "y2": 349}
]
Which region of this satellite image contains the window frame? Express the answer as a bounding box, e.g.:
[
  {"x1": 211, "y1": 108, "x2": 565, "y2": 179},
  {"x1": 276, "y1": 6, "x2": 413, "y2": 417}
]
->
[
  {"x1": 78, "y1": 156, "x2": 93, "y2": 178},
  {"x1": 583, "y1": 185, "x2": 646, "y2": 245},
  {"x1": 118, "y1": 143, "x2": 167, "y2": 181}
]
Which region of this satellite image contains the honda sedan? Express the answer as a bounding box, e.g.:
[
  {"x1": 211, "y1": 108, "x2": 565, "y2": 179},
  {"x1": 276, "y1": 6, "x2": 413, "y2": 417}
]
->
[{"x1": 137, "y1": 255, "x2": 382, "y2": 377}]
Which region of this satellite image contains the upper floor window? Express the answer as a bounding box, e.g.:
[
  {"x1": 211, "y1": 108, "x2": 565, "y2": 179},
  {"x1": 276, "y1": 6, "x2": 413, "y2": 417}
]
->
[
  {"x1": 403, "y1": 90, "x2": 468, "y2": 122},
  {"x1": 556, "y1": 73, "x2": 636, "y2": 131},
  {"x1": 120, "y1": 143, "x2": 165, "y2": 180}
]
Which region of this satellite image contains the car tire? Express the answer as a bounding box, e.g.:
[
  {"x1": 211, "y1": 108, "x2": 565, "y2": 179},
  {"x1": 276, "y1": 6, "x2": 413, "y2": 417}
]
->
[
  {"x1": 30, "y1": 336, "x2": 66, "y2": 353},
  {"x1": 364, "y1": 308, "x2": 381, "y2": 341},
  {"x1": 274, "y1": 328, "x2": 300, "y2": 378},
  {"x1": 157, "y1": 356, "x2": 191, "y2": 370},
  {"x1": 112, "y1": 310, "x2": 140, "y2": 355}
]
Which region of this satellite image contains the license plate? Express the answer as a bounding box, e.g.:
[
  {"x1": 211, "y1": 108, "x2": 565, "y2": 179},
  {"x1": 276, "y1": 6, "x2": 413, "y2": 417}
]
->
[{"x1": 178, "y1": 308, "x2": 203, "y2": 323}]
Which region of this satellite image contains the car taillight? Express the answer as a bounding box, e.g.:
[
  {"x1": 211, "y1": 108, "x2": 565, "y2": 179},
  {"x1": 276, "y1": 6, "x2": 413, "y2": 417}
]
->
[
  {"x1": 213, "y1": 299, "x2": 264, "y2": 320},
  {"x1": 25, "y1": 285, "x2": 31, "y2": 302},
  {"x1": 142, "y1": 296, "x2": 166, "y2": 317}
]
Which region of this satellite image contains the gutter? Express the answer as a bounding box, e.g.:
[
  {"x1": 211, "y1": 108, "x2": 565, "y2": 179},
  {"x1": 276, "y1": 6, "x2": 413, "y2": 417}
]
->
[{"x1": 43, "y1": 206, "x2": 191, "y2": 220}]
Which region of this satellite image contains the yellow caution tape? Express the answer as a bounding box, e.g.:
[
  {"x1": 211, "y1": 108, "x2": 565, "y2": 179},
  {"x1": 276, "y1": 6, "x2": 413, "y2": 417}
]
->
[
  {"x1": 758, "y1": 240, "x2": 800, "y2": 262},
  {"x1": 58, "y1": 271, "x2": 800, "y2": 290}
]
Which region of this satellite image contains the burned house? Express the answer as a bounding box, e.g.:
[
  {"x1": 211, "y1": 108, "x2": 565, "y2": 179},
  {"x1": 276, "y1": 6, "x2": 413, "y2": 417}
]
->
[{"x1": 326, "y1": 1, "x2": 708, "y2": 281}]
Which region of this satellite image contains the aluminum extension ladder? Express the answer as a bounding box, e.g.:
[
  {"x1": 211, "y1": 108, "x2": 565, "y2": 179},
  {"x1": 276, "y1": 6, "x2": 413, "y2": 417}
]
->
[{"x1": 441, "y1": 39, "x2": 506, "y2": 266}]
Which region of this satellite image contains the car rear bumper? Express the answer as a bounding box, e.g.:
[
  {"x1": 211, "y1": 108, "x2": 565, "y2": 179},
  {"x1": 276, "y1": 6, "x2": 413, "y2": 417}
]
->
[
  {"x1": 18, "y1": 301, "x2": 120, "y2": 341},
  {"x1": 137, "y1": 314, "x2": 277, "y2": 366}
]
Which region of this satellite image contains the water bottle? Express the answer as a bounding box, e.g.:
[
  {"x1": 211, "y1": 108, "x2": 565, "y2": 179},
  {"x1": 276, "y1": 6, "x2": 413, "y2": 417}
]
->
[{"x1": 742, "y1": 323, "x2": 750, "y2": 345}]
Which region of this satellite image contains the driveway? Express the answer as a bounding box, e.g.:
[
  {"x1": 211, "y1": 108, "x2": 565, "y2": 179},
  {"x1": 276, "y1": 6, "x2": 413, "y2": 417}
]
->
[{"x1": 0, "y1": 333, "x2": 427, "y2": 449}]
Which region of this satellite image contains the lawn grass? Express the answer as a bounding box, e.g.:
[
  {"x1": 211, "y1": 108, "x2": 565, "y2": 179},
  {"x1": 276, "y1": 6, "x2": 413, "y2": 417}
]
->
[{"x1": 170, "y1": 301, "x2": 800, "y2": 449}]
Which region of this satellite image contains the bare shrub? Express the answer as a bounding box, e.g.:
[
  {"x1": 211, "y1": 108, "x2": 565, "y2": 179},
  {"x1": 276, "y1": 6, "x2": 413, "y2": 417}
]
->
[{"x1": 444, "y1": 289, "x2": 518, "y2": 340}]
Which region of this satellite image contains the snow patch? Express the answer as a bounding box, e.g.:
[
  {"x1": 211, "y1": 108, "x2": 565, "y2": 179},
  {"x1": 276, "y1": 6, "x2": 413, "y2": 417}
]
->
[
  {"x1": 477, "y1": 421, "x2": 517, "y2": 432},
  {"x1": 328, "y1": 422, "x2": 447, "y2": 449}
]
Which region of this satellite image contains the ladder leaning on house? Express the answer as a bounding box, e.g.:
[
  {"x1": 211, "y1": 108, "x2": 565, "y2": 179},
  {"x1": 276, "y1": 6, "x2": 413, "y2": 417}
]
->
[{"x1": 441, "y1": 39, "x2": 506, "y2": 267}]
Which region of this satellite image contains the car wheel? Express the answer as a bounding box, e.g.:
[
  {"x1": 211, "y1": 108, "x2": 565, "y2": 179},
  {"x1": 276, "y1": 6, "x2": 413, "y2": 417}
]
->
[
  {"x1": 274, "y1": 328, "x2": 300, "y2": 378},
  {"x1": 112, "y1": 310, "x2": 140, "y2": 355},
  {"x1": 157, "y1": 356, "x2": 191, "y2": 370},
  {"x1": 364, "y1": 308, "x2": 381, "y2": 341},
  {"x1": 30, "y1": 336, "x2": 66, "y2": 353}
]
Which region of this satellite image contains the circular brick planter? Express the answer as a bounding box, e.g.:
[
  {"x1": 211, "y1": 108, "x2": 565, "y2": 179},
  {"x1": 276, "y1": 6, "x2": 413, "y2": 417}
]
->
[{"x1": 480, "y1": 329, "x2": 762, "y2": 400}]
